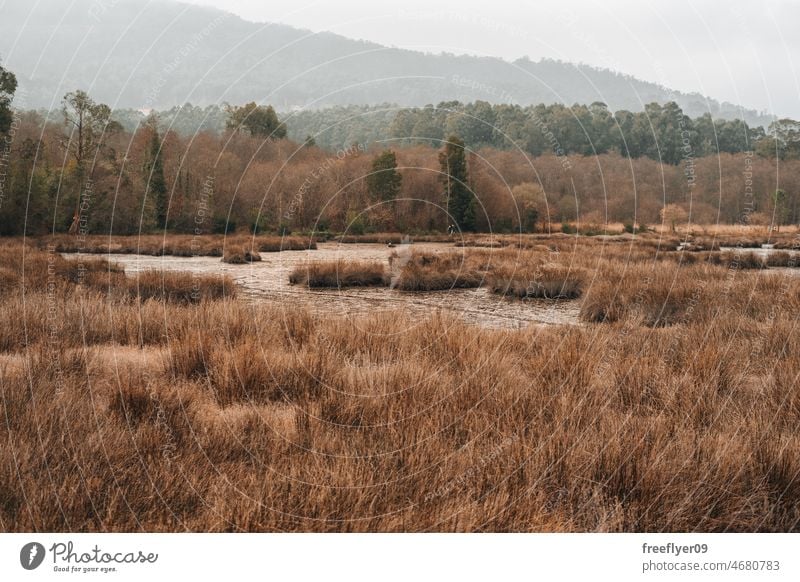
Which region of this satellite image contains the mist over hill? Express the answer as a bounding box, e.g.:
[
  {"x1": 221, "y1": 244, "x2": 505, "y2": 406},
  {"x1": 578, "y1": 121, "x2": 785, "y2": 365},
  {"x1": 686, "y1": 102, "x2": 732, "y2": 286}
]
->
[{"x1": 0, "y1": 0, "x2": 772, "y2": 125}]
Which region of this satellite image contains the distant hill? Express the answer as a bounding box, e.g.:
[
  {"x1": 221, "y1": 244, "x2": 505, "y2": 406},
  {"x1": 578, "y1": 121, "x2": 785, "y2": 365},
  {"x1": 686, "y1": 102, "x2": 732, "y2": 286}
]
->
[{"x1": 0, "y1": 0, "x2": 773, "y2": 125}]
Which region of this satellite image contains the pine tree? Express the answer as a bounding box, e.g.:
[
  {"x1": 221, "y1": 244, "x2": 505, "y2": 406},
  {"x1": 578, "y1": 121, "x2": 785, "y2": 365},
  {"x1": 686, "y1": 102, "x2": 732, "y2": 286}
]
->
[
  {"x1": 144, "y1": 115, "x2": 168, "y2": 230},
  {"x1": 439, "y1": 136, "x2": 474, "y2": 231}
]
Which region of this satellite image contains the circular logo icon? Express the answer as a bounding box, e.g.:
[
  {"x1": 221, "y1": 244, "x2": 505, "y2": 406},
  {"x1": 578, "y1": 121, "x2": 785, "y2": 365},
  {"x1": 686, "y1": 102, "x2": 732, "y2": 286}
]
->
[{"x1": 20, "y1": 542, "x2": 46, "y2": 570}]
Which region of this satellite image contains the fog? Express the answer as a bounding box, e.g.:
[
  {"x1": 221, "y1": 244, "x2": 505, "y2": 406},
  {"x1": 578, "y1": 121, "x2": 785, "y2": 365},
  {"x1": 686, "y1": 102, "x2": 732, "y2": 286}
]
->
[{"x1": 185, "y1": 0, "x2": 800, "y2": 118}]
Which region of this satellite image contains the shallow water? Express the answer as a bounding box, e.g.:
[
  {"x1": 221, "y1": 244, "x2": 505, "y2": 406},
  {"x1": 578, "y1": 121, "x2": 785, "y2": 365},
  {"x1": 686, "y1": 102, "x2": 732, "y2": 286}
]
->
[
  {"x1": 719, "y1": 245, "x2": 800, "y2": 257},
  {"x1": 71, "y1": 242, "x2": 580, "y2": 329}
]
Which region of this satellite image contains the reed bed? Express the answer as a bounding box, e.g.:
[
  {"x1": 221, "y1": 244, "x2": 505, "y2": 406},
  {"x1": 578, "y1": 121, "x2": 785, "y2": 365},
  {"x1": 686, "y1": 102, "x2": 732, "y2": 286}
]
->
[
  {"x1": 334, "y1": 233, "x2": 454, "y2": 244},
  {"x1": 289, "y1": 260, "x2": 388, "y2": 288},
  {"x1": 392, "y1": 252, "x2": 486, "y2": 291},
  {"x1": 765, "y1": 251, "x2": 799, "y2": 267},
  {"x1": 489, "y1": 263, "x2": 587, "y2": 299},
  {"x1": 578, "y1": 259, "x2": 800, "y2": 326},
  {"x1": 705, "y1": 250, "x2": 766, "y2": 269},
  {"x1": 2, "y1": 298, "x2": 800, "y2": 532},
  {"x1": 42, "y1": 234, "x2": 316, "y2": 257},
  {"x1": 1, "y1": 240, "x2": 800, "y2": 532},
  {"x1": 222, "y1": 247, "x2": 262, "y2": 264},
  {"x1": 0, "y1": 245, "x2": 234, "y2": 304}
]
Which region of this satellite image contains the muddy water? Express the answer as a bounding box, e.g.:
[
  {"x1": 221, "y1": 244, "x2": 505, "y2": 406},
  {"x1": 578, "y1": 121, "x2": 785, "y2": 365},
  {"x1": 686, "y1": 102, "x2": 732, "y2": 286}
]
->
[
  {"x1": 73, "y1": 242, "x2": 580, "y2": 329},
  {"x1": 718, "y1": 245, "x2": 798, "y2": 257}
]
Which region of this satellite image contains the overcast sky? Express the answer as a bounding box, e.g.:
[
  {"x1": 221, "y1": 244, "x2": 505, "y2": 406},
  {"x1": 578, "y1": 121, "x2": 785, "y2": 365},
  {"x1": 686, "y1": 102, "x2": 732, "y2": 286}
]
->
[{"x1": 183, "y1": 0, "x2": 800, "y2": 118}]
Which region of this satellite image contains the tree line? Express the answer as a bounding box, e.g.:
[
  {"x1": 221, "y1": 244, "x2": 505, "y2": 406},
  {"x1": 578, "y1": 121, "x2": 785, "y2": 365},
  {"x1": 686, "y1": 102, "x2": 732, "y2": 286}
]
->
[
  {"x1": 104, "y1": 101, "x2": 800, "y2": 166},
  {"x1": 1, "y1": 62, "x2": 798, "y2": 236},
  {"x1": 377, "y1": 100, "x2": 800, "y2": 164}
]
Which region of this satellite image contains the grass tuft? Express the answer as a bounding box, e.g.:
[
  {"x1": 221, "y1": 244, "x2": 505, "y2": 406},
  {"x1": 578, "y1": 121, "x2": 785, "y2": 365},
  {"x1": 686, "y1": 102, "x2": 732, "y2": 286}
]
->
[{"x1": 289, "y1": 260, "x2": 388, "y2": 288}]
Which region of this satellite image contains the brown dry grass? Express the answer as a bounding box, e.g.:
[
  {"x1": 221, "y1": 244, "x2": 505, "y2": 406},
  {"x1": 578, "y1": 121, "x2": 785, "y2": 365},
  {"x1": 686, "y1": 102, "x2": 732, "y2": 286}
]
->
[
  {"x1": 289, "y1": 260, "x2": 388, "y2": 288},
  {"x1": 0, "y1": 244, "x2": 234, "y2": 306},
  {"x1": 656, "y1": 223, "x2": 800, "y2": 237},
  {"x1": 705, "y1": 250, "x2": 766, "y2": 269},
  {"x1": 489, "y1": 263, "x2": 587, "y2": 299},
  {"x1": 2, "y1": 239, "x2": 800, "y2": 532},
  {"x1": 765, "y1": 251, "x2": 799, "y2": 267},
  {"x1": 578, "y1": 257, "x2": 800, "y2": 326},
  {"x1": 222, "y1": 247, "x2": 262, "y2": 264},
  {"x1": 772, "y1": 239, "x2": 800, "y2": 250},
  {"x1": 43, "y1": 234, "x2": 316, "y2": 257},
  {"x1": 392, "y1": 252, "x2": 486, "y2": 291},
  {"x1": 334, "y1": 233, "x2": 454, "y2": 244}
]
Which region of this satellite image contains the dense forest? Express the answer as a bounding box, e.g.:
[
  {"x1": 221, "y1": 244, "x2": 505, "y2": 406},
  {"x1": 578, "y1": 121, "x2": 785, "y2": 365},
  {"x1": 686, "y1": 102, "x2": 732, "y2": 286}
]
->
[
  {"x1": 102, "y1": 101, "x2": 800, "y2": 165},
  {"x1": 2, "y1": 63, "x2": 799, "y2": 236}
]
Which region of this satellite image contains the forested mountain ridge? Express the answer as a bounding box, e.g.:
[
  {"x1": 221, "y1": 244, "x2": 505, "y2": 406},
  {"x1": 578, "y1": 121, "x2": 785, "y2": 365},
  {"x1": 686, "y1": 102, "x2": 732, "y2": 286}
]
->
[{"x1": 0, "y1": 0, "x2": 771, "y2": 125}]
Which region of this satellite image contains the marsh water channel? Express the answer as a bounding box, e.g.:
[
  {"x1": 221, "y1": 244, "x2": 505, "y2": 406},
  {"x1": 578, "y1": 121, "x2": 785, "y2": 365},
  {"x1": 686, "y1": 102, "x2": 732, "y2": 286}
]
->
[{"x1": 70, "y1": 242, "x2": 581, "y2": 329}]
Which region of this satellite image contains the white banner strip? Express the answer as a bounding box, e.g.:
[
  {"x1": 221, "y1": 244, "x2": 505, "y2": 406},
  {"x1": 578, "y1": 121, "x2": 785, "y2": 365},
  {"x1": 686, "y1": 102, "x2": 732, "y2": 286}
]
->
[{"x1": 1, "y1": 533, "x2": 797, "y2": 581}]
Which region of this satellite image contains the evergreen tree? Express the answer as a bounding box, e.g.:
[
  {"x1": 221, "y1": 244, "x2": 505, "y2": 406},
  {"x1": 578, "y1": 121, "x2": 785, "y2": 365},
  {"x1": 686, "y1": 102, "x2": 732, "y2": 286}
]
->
[
  {"x1": 773, "y1": 189, "x2": 788, "y2": 231},
  {"x1": 366, "y1": 150, "x2": 401, "y2": 201},
  {"x1": 226, "y1": 102, "x2": 286, "y2": 138},
  {"x1": 144, "y1": 114, "x2": 168, "y2": 229},
  {"x1": 0, "y1": 62, "x2": 17, "y2": 135},
  {"x1": 439, "y1": 136, "x2": 474, "y2": 231}
]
